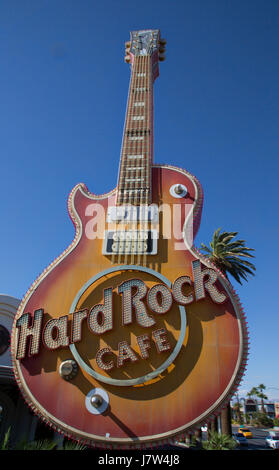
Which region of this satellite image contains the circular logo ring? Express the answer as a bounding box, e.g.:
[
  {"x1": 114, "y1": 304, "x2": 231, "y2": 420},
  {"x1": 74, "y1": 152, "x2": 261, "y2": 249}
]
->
[{"x1": 69, "y1": 265, "x2": 187, "y2": 386}]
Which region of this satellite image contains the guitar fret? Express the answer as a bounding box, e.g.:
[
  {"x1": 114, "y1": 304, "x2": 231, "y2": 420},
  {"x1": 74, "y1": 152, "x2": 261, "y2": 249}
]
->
[
  {"x1": 126, "y1": 167, "x2": 145, "y2": 170},
  {"x1": 127, "y1": 155, "x2": 143, "y2": 158},
  {"x1": 120, "y1": 189, "x2": 150, "y2": 193},
  {"x1": 133, "y1": 87, "x2": 149, "y2": 92},
  {"x1": 126, "y1": 130, "x2": 150, "y2": 135},
  {"x1": 119, "y1": 173, "x2": 147, "y2": 180},
  {"x1": 126, "y1": 178, "x2": 145, "y2": 182}
]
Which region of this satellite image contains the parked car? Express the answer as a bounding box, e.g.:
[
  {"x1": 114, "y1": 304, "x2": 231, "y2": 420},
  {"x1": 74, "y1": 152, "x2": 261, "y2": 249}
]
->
[
  {"x1": 232, "y1": 433, "x2": 248, "y2": 447},
  {"x1": 238, "y1": 427, "x2": 253, "y2": 438},
  {"x1": 265, "y1": 434, "x2": 279, "y2": 449}
]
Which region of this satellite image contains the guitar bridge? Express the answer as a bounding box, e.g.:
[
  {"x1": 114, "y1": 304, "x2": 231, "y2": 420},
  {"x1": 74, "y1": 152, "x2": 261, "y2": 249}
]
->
[{"x1": 102, "y1": 230, "x2": 158, "y2": 255}]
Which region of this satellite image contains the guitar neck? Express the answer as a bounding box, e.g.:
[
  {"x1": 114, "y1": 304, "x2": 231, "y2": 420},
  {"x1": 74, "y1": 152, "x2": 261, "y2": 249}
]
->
[{"x1": 116, "y1": 55, "x2": 155, "y2": 206}]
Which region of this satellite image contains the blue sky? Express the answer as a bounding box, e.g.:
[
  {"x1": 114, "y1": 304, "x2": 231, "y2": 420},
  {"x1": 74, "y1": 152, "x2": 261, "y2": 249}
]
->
[{"x1": 1, "y1": 1, "x2": 279, "y2": 401}]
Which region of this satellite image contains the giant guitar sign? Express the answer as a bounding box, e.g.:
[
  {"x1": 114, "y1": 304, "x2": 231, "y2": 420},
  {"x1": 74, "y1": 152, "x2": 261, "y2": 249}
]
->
[{"x1": 11, "y1": 30, "x2": 248, "y2": 449}]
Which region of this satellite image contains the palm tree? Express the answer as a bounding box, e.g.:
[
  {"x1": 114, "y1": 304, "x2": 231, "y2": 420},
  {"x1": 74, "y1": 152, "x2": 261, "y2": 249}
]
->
[
  {"x1": 232, "y1": 401, "x2": 242, "y2": 424},
  {"x1": 200, "y1": 228, "x2": 256, "y2": 435},
  {"x1": 1, "y1": 427, "x2": 86, "y2": 450},
  {"x1": 247, "y1": 386, "x2": 260, "y2": 422},
  {"x1": 200, "y1": 228, "x2": 256, "y2": 284},
  {"x1": 202, "y1": 431, "x2": 237, "y2": 450},
  {"x1": 247, "y1": 387, "x2": 258, "y2": 400},
  {"x1": 256, "y1": 384, "x2": 268, "y2": 413}
]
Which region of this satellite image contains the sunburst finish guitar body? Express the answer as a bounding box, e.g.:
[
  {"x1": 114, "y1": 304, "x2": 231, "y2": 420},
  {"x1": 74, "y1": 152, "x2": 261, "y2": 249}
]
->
[{"x1": 12, "y1": 30, "x2": 248, "y2": 448}]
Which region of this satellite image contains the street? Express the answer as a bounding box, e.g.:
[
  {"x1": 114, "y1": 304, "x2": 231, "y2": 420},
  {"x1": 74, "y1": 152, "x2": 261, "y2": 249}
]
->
[
  {"x1": 232, "y1": 426, "x2": 274, "y2": 450},
  {"x1": 158, "y1": 426, "x2": 276, "y2": 451}
]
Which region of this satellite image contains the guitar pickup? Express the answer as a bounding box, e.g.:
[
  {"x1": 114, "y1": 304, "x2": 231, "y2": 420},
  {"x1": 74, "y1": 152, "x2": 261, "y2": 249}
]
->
[
  {"x1": 107, "y1": 205, "x2": 159, "y2": 223},
  {"x1": 102, "y1": 230, "x2": 158, "y2": 255}
]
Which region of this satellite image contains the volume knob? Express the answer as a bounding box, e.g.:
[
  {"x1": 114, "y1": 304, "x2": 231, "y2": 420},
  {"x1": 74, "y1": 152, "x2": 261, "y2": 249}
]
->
[
  {"x1": 90, "y1": 394, "x2": 103, "y2": 409},
  {"x1": 170, "y1": 184, "x2": 188, "y2": 198},
  {"x1": 174, "y1": 184, "x2": 184, "y2": 195},
  {"x1": 59, "y1": 359, "x2": 78, "y2": 380}
]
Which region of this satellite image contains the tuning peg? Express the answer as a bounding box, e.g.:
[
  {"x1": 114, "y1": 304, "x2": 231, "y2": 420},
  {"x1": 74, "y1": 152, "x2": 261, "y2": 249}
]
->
[
  {"x1": 124, "y1": 54, "x2": 131, "y2": 63},
  {"x1": 125, "y1": 41, "x2": 131, "y2": 48},
  {"x1": 159, "y1": 38, "x2": 167, "y2": 46},
  {"x1": 159, "y1": 46, "x2": 165, "y2": 53},
  {"x1": 159, "y1": 54, "x2": 165, "y2": 62}
]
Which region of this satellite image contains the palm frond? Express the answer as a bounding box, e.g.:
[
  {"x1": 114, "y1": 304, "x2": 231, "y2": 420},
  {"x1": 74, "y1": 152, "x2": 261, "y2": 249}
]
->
[
  {"x1": 1, "y1": 427, "x2": 11, "y2": 450},
  {"x1": 199, "y1": 228, "x2": 256, "y2": 284},
  {"x1": 200, "y1": 243, "x2": 212, "y2": 254},
  {"x1": 62, "y1": 441, "x2": 87, "y2": 450}
]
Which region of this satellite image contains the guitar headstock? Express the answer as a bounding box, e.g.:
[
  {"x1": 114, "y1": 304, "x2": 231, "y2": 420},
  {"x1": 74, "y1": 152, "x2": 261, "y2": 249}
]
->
[{"x1": 124, "y1": 29, "x2": 166, "y2": 64}]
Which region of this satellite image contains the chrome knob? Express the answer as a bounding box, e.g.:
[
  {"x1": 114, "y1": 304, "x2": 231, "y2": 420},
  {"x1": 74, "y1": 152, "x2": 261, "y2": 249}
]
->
[
  {"x1": 90, "y1": 394, "x2": 103, "y2": 408},
  {"x1": 170, "y1": 183, "x2": 188, "y2": 198},
  {"x1": 174, "y1": 184, "x2": 184, "y2": 195},
  {"x1": 59, "y1": 359, "x2": 78, "y2": 381}
]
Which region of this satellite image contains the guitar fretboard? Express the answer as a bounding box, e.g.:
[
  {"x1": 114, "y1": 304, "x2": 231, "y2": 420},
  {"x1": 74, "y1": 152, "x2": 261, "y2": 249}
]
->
[{"x1": 116, "y1": 55, "x2": 154, "y2": 206}]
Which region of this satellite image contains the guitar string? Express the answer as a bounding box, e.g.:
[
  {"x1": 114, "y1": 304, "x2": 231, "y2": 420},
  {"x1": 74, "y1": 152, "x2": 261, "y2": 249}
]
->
[
  {"x1": 125, "y1": 53, "x2": 142, "y2": 265},
  {"x1": 121, "y1": 52, "x2": 143, "y2": 264},
  {"x1": 137, "y1": 53, "x2": 148, "y2": 266},
  {"x1": 131, "y1": 54, "x2": 144, "y2": 265},
  {"x1": 132, "y1": 54, "x2": 144, "y2": 263},
  {"x1": 112, "y1": 48, "x2": 136, "y2": 265},
  {"x1": 137, "y1": 54, "x2": 144, "y2": 266},
  {"x1": 142, "y1": 53, "x2": 150, "y2": 267},
  {"x1": 140, "y1": 52, "x2": 152, "y2": 266},
  {"x1": 133, "y1": 53, "x2": 145, "y2": 266},
  {"x1": 135, "y1": 54, "x2": 144, "y2": 266},
  {"x1": 140, "y1": 53, "x2": 150, "y2": 266},
  {"x1": 124, "y1": 52, "x2": 152, "y2": 266},
  {"x1": 113, "y1": 40, "x2": 156, "y2": 266},
  {"x1": 119, "y1": 54, "x2": 139, "y2": 265},
  {"x1": 145, "y1": 52, "x2": 152, "y2": 267}
]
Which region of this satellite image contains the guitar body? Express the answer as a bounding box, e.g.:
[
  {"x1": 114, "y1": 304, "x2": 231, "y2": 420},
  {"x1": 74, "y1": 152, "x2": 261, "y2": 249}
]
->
[{"x1": 12, "y1": 164, "x2": 247, "y2": 447}]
